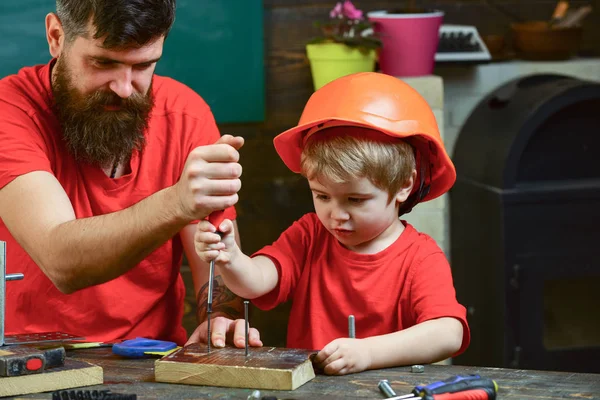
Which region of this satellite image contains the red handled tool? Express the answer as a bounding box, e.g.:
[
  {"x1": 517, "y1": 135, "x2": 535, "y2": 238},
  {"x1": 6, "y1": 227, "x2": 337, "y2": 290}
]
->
[
  {"x1": 424, "y1": 388, "x2": 496, "y2": 400},
  {"x1": 0, "y1": 346, "x2": 65, "y2": 377},
  {"x1": 206, "y1": 210, "x2": 226, "y2": 353},
  {"x1": 386, "y1": 375, "x2": 498, "y2": 400}
]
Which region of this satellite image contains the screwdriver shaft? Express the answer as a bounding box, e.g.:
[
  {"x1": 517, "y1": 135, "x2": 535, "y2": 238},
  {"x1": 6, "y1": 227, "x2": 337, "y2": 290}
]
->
[{"x1": 207, "y1": 258, "x2": 216, "y2": 353}]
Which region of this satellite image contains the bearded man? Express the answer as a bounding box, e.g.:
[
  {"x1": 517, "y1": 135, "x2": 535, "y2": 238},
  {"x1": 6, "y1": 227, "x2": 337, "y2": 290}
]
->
[{"x1": 0, "y1": 0, "x2": 262, "y2": 349}]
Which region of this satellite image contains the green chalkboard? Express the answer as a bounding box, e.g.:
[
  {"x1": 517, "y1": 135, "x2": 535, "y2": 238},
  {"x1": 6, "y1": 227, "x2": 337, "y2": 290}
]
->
[{"x1": 0, "y1": 1, "x2": 265, "y2": 123}]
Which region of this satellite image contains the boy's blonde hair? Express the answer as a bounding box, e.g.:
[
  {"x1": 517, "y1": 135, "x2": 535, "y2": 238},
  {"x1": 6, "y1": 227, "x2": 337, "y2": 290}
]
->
[{"x1": 300, "y1": 127, "x2": 416, "y2": 201}]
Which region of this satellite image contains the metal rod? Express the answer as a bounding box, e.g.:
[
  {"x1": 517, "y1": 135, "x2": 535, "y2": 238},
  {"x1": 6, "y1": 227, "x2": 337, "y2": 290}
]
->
[
  {"x1": 207, "y1": 259, "x2": 215, "y2": 353},
  {"x1": 378, "y1": 379, "x2": 398, "y2": 398},
  {"x1": 348, "y1": 315, "x2": 355, "y2": 339},
  {"x1": 1, "y1": 241, "x2": 5, "y2": 346},
  {"x1": 6, "y1": 273, "x2": 23, "y2": 281},
  {"x1": 244, "y1": 300, "x2": 249, "y2": 357},
  {"x1": 384, "y1": 395, "x2": 418, "y2": 400}
]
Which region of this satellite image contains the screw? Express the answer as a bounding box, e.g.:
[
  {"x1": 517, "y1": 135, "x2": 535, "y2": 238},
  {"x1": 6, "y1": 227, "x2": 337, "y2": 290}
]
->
[
  {"x1": 244, "y1": 300, "x2": 250, "y2": 357},
  {"x1": 247, "y1": 389, "x2": 261, "y2": 400},
  {"x1": 411, "y1": 364, "x2": 425, "y2": 373},
  {"x1": 348, "y1": 315, "x2": 355, "y2": 338},
  {"x1": 378, "y1": 379, "x2": 397, "y2": 397}
]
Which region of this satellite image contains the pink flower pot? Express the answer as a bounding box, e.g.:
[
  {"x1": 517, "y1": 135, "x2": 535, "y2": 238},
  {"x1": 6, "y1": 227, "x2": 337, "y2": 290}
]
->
[{"x1": 368, "y1": 10, "x2": 444, "y2": 77}]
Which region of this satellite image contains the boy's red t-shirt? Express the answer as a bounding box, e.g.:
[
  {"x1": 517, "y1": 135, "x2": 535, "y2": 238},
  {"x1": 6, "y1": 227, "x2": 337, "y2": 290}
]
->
[
  {"x1": 252, "y1": 213, "x2": 470, "y2": 354},
  {"x1": 0, "y1": 60, "x2": 235, "y2": 344}
]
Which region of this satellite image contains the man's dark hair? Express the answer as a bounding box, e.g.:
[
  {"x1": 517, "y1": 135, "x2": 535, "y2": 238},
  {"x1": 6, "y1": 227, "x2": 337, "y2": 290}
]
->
[{"x1": 56, "y1": 0, "x2": 176, "y2": 48}]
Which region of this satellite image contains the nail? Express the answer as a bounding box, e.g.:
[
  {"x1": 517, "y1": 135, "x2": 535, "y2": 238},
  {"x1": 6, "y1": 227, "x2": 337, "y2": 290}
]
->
[
  {"x1": 348, "y1": 315, "x2": 355, "y2": 338},
  {"x1": 244, "y1": 300, "x2": 250, "y2": 357}
]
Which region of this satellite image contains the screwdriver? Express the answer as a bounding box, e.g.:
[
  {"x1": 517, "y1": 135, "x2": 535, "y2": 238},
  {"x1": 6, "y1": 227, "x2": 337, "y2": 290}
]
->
[
  {"x1": 385, "y1": 375, "x2": 498, "y2": 400},
  {"x1": 387, "y1": 388, "x2": 496, "y2": 400},
  {"x1": 206, "y1": 209, "x2": 226, "y2": 353}
]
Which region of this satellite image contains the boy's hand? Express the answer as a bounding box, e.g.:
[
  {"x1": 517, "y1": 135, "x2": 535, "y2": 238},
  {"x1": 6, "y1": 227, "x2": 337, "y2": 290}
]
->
[
  {"x1": 313, "y1": 338, "x2": 372, "y2": 375},
  {"x1": 194, "y1": 218, "x2": 239, "y2": 265}
]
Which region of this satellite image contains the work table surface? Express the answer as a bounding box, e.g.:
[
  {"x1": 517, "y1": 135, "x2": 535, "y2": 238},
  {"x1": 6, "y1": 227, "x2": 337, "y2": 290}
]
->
[{"x1": 11, "y1": 348, "x2": 600, "y2": 399}]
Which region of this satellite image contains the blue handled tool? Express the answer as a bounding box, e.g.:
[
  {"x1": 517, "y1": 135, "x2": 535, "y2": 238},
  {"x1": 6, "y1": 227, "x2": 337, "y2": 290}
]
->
[
  {"x1": 414, "y1": 374, "x2": 496, "y2": 396},
  {"x1": 112, "y1": 337, "x2": 178, "y2": 358},
  {"x1": 388, "y1": 375, "x2": 498, "y2": 400}
]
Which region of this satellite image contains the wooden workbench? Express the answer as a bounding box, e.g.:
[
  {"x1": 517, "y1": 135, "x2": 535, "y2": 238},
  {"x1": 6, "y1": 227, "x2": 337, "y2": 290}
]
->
[{"x1": 8, "y1": 348, "x2": 600, "y2": 399}]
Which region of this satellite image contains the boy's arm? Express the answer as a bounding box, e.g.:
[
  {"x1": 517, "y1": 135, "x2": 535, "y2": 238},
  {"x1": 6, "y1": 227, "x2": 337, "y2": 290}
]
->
[
  {"x1": 194, "y1": 219, "x2": 279, "y2": 299},
  {"x1": 314, "y1": 317, "x2": 463, "y2": 375},
  {"x1": 219, "y1": 254, "x2": 279, "y2": 299},
  {"x1": 182, "y1": 222, "x2": 263, "y2": 347},
  {"x1": 365, "y1": 317, "x2": 463, "y2": 368}
]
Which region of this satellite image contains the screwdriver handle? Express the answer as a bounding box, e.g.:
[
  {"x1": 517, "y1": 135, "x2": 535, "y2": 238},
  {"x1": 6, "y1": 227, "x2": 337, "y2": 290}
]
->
[
  {"x1": 417, "y1": 376, "x2": 497, "y2": 396},
  {"x1": 415, "y1": 374, "x2": 481, "y2": 393},
  {"x1": 208, "y1": 210, "x2": 226, "y2": 231},
  {"x1": 429, "y1": 388, "x2": 495, "y2": 400}
]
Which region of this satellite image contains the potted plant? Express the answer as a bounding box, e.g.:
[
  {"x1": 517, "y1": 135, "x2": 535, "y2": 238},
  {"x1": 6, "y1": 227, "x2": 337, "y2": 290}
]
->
[
  {"x1": 368, "y1": 1, "x2": 444, "y2": 77},
  {"x1": 306, "y1": 1, "x2": 382, "y2": 90}
]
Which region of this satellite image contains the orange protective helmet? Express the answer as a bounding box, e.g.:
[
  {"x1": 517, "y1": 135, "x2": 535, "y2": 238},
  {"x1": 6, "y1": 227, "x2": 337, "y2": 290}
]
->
[{"x1": 273, "y1": 72, "x2": 456, "y2": 207}]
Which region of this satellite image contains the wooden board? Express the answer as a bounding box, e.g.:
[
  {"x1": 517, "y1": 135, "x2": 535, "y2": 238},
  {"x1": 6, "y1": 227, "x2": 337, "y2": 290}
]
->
[
  {"x1": 0, "y1": 358, "x2": 103, "y2": 397},
  {"x1": 155, "y1": 344, "x2": 316, "y2": 390}
]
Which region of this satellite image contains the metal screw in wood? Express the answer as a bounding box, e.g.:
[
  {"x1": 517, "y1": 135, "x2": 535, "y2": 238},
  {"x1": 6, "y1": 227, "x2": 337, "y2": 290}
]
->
[{"x1": 244, "y1": 300, "x2": 249, "y2": 357}]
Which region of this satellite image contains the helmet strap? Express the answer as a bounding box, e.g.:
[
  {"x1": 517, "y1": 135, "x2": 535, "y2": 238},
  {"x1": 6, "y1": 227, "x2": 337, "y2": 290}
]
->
[{"x1": 399, "y1": 147, "x2": 431, "y2": 216}]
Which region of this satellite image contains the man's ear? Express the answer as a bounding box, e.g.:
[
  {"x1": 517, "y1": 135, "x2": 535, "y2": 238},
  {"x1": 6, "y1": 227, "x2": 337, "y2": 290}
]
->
[
  {"x1": 396, "y1": 169, "x2": 417, "y2": 203},
  {"x1": 46, "y1": 13, "x2": 65, "y2": 58}
]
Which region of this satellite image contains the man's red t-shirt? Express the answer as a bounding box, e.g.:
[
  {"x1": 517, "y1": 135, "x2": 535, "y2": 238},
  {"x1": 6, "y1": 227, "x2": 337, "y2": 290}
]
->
[
  {"x1": 0, "y1": 60, "x2": 235, "y2": 345},
  {"x1": 252, "y1": 213, "x2": 470, "y2": 354}
]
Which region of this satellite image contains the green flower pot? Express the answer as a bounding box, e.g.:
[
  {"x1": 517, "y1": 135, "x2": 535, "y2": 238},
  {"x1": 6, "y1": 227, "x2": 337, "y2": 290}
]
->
[{"x1": 306, "y1": 43, "x2": 377, "y2": 90}]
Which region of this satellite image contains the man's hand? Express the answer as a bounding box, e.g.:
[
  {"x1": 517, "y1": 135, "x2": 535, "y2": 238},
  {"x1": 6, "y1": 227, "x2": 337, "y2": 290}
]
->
[
  {"x1": 176, "y1": 134, "x2": 244, "y2": 221},
  {"x1": 313, "y1": 338, "x2": 372, "y2": 375},
  {"x1": 186, "y1": 315, "x2": 263, "y2": 348}
]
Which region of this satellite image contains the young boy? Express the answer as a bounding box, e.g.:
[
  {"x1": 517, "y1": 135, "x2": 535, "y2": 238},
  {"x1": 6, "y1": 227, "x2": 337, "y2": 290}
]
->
[{"x1": 195, "y1": 72, "x2": 470, "y2": 375}]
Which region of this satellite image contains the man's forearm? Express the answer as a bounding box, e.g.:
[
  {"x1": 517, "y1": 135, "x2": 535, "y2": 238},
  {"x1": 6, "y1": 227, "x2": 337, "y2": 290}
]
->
[
  {"x1": 196, "y1": 275, "x2": 242, "y2": 323},
  {"x1": 46, "y1": 186, "x2": 189, "y2": 293}
]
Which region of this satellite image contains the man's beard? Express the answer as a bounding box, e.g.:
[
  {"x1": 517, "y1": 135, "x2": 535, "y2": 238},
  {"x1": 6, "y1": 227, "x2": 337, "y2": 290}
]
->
[{"x1": 51, "y1": 57, "x2": 154, "y2": 168}]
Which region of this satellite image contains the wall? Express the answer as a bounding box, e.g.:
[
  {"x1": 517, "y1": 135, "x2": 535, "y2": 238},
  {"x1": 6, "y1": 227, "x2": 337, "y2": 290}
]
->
[
  {"x1": 184, "y1": 0, "x2": 600, "y2": 347},
  {"x1": 436, "y1": 58, "x2": 600, "y2": 159}
]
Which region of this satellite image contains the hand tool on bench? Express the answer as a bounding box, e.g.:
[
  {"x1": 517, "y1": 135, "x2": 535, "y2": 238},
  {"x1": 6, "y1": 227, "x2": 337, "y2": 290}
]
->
[
  {"x1": 112, "y1": 337, "x2": 178, "y2": 358},
  {"x1": 0, "y1": 345, "x2": 66, "y2": 377},
  {"x1": 206, "y1": 210, "x2": 226, "y2": 353},
  {"x1": 384, "y1": 374, "x2": 498, "y2": 400}
]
